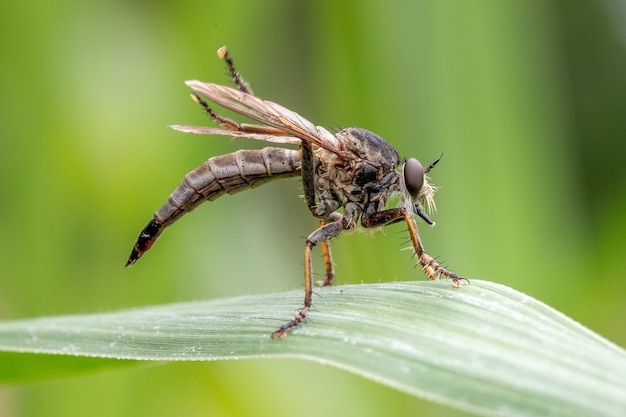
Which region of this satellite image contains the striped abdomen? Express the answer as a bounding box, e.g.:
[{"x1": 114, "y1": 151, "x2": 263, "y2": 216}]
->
[{"x1": 126, "y1": 147, "x2": 301, "y2": 266}]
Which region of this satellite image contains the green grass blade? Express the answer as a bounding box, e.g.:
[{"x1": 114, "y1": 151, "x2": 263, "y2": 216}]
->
[{"x1": 0, "y1": 280, "x2": 624, "y2": 417}]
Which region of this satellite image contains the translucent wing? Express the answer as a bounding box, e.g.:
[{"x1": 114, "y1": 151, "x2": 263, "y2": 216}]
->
[
  {"x1": 185, "y1": 81, "x2": 345, "y2": 156},
  {"x1": 169, "y1": 124, "x2": 302, "y2": 145}
]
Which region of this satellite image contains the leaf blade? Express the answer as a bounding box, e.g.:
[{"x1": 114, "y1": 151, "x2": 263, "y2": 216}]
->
[{"x1": 0, "y1": 280, "x2": 624, "y2": 417}]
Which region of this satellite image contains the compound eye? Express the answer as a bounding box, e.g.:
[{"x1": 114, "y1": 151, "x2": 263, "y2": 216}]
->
[{"x1": 403, "y1": 158, "x2": 425, "y2": 199}]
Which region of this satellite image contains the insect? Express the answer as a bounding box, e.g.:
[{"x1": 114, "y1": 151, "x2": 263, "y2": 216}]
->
[{"x1": 126, "y1": 46, "x2": 468, "y2": 339}]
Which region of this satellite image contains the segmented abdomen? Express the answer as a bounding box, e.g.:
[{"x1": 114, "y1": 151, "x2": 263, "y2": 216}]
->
[
  {"x1": 157, "y1": 147, "x2": 301, "y2": 225},
  {"x1": 126, "y1": 147, "x2": 301, "y2": 266}
]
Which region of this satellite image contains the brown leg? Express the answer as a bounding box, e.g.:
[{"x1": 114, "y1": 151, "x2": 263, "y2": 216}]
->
[
  {"x1": 189, "y1": 93, "x2": 288, "y2": 135},
  {"x1": 217, "y1": 45, "x2": 253, "y2": 94},
  {"x1": 272, "y1": 220, "x2": 344, "y2": 339},
  {"x1": 362, "y1": 208, "x2": 468, "y2": 287},
  {"x1": 319, "y1": 221, "x2": 335, "y2": 286},
  {"x1": 301, "y1": 144, "x2": 334, "y2": 286}
]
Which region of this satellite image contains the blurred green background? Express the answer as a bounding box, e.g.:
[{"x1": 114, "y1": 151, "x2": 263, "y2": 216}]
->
[{"x1": 1, "y1": 0, "x2": 624, "y2": 416}]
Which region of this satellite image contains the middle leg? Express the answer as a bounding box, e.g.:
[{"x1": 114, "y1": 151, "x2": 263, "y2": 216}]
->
[
  {"x1": 319, "y1": 220, "x2": 335, "y2": 286},
  {"x1": 301, "y1": 143, "x2": 334, "y2": 286}
]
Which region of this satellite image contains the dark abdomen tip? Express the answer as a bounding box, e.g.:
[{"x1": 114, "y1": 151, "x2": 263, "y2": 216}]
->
[{"x1": 125, "y1": 219, "x2": 164, "y2": 267}]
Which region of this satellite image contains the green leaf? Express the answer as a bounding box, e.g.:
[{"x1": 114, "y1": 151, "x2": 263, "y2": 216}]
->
[{"x1": 0, "y1": 280, "x2": 624, "y2": 417}]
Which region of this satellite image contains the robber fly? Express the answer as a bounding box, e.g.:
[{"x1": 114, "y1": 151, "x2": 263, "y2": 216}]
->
[{"x1": 126, "y1": 46, "x2": 468, "y2": 339}]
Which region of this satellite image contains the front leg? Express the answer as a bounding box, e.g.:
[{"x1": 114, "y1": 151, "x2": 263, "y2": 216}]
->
[
  {"x1": 271, "y1": 219, "x2": 345, "y2": 339},
  {"x1": 362, "y1": 208, "x2": 468, "y2": 287}
]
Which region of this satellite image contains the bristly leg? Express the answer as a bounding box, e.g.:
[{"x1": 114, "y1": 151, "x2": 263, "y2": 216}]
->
[
  {"x1": 319, "y1": 221, "x2": 335, "y2": 286},
  {"x1": 271, "y1": 220, "x2": 344, "y2": 339},
  {"x1": 189, "y1": 92, "x2": 288, "y2": 136},
  {"x1": 401, "y1": 210, "x2": 469, "y2": 287},
  {"x1": 362, "y1": 207, "x2": 468, "y2": 287},
  {"x1": 190, "y1": 93, "x2": 242, "y2": 131},
  {"x1": 217, "y1": 45, "x2": 253, "y2": 94}
]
